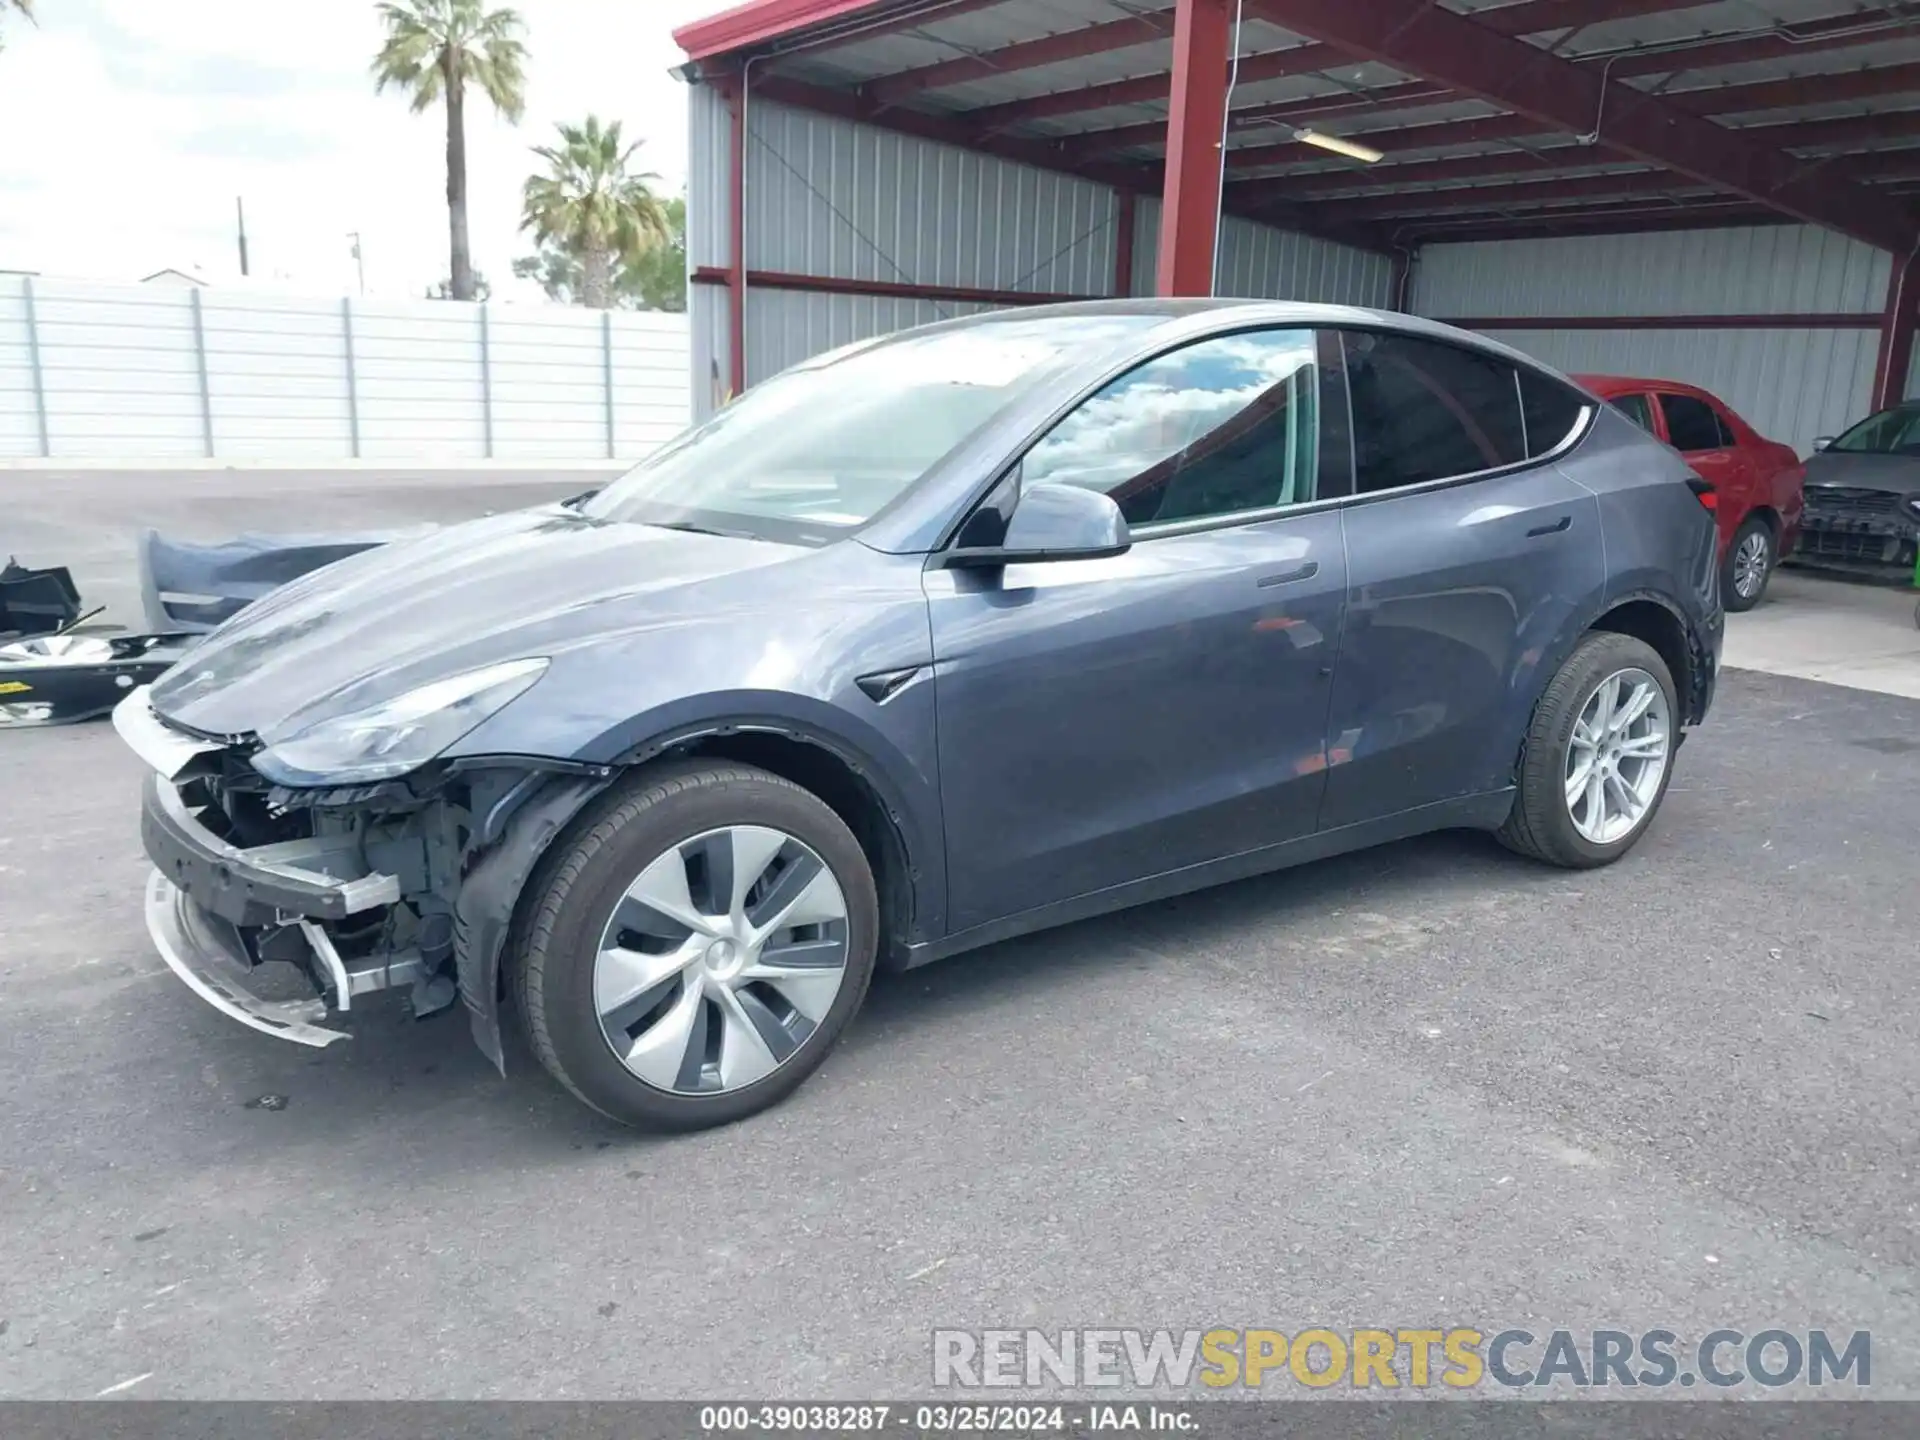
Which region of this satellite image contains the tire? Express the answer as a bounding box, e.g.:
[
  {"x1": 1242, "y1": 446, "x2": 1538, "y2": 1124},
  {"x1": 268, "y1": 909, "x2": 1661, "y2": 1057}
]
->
[
  {"x1": 515, "y1": 760, "x2": 879, "y2": 1131},
  {"x1": 1496, "y1": 632, "x2": 1680, "y2": 869},
  {"x1": 1722, "y1": 515, "x2": 1774, "y2": 612}
]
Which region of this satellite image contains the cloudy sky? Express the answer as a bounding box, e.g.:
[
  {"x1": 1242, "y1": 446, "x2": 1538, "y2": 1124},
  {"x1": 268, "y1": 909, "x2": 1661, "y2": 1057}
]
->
[{"x1": 0, "y1": 0, "x2": 731, "y2": 301}]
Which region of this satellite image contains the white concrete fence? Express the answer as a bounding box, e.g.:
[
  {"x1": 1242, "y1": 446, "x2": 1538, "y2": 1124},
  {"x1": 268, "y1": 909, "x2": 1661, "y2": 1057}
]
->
[{"x1": 0, "y1": 275, "x2": 692, "y2": 463}]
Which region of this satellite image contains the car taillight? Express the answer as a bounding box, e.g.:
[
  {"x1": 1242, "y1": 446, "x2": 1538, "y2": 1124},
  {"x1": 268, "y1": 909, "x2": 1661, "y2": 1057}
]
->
[{"x1": 1685, "y1": 476, "x2": 1717, "y2": 511}]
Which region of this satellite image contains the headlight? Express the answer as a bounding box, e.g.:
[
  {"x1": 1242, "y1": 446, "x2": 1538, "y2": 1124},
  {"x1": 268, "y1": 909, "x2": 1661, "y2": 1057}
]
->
[{"x1": 253, "y1": 658, "x2": 548, "y2": 786}]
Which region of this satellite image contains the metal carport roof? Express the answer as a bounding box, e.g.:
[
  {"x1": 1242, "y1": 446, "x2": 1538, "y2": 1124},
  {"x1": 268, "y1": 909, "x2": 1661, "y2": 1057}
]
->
[{"x1": 675, "y1": 0, "x2": 1920, "y2": 254}]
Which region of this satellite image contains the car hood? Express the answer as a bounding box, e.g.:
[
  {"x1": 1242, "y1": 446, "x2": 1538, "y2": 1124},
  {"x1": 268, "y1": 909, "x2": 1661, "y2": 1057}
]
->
[
  {"x1": 149, "y1": 506, "x2": 810, "y2": 739},
  {"x1": 1803, "y1": 452, "x2": 1920, "y2": 496}
]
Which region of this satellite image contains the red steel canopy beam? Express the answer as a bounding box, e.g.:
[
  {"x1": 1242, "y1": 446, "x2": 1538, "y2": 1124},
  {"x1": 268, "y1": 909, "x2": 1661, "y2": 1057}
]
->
[
  {"x1": 1225, "y1": 61, "x2": 1920, "y2": 174},
  {"x1": 1238, "y1": 109, "x2": 1920, "y2": 200},
  {"x1": 751, "y1": 72, "x2": 1156, "y2": 191},
  {"x1": 873, "y1": 0, "x2": 1684, "y2": 109},
  {"x1": 1263, "y1": 146, "x2": 1602, "y2": 196},
  {"x1": 1600, "y1": 8, "x2": 1920, "y2": 81},
  {"x1": 676, "y1": 0, "x2": 1011, "y2": 63},
  {"x1": 965, "y1": 44, "x2": 1335, "y2": 132},
  {"x1": 1668, "y1": 58, "x2": 1920, "y2": 118},
  {"x1": 1401, "y1": 197, "x2": 1778, "y2": 242},
  {"x1": 956, "y1": 0, "x2": 1714, "y2": 135},
  {"x1": 1228, "y1": 111, "x2": 1541, "y2": 172},
  {"x1": 959, "y1": 4, "x2": 1920, "y2": 139},
  {"x1": 1237, "y1": 0, "x2": 1920, "y2": 248},
  {"x1": 864, "y1": 11, "x2": 1172, "y2": 107},
  {"x1": 1309, "y1": 167, "x2": 1698, "y2": 220},
  {"x1": 1066, "y1": 80, "x2": 1449, "y2": 158},
  {"x1": 1158, "y1": 0, "x2": 1234, "y2": 294}
]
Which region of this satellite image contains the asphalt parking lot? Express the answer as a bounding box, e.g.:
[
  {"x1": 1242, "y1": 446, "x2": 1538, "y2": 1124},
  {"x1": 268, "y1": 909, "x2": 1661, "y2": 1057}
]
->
[{"x1": 3, "y1": 469, "x2": 1920, "y2": 1400}]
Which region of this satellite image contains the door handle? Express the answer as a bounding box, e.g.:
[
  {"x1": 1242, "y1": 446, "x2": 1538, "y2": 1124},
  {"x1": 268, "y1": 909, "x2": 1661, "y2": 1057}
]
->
[
  {"x1": 1526, "y1": 515, "x2": 1573, "y2": 538},
  {"x1": 1257, "y1": 561, "x2": 1320, "y2": 588}
]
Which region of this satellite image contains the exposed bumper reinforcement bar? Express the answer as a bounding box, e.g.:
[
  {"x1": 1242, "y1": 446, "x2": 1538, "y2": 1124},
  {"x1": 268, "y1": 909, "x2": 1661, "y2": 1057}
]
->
[{"x1": 140, "y1": 770, "x2": 400, "y2": 927}]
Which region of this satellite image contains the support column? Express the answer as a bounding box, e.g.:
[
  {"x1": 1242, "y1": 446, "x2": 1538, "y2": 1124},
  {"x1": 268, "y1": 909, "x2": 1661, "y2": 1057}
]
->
[
  {"x1": 1113, "y1": 191, "x2": 1137, "y2": 298},
  {"x1": 1155, "y1": 0, "x2": 1231, "y2": 297},
  {"x1": 1389, "y1": 250, "x2": 1413, "y2": 313},
  {"x1": 1872, "y1": 244, "x2": 1920, "y2": 411},
  {"x1": 725, "y1": 70, "x2": 748, "y2": 401}
]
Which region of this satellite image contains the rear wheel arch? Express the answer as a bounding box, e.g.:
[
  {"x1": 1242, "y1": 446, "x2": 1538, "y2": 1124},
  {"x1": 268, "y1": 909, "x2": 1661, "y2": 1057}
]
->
[
  {"x1": 1507, "y1": 592, "x2": 1698, "y2": 790},
  {"x1": 1588, "y1": 596, "x2": 1692, "y2": 715}
]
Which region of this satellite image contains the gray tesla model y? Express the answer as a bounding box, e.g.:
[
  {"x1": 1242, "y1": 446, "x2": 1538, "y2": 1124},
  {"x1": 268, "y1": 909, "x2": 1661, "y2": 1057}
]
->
[{"x1": 115, "y1": 300, "x2": 1722, "y2": 1129}]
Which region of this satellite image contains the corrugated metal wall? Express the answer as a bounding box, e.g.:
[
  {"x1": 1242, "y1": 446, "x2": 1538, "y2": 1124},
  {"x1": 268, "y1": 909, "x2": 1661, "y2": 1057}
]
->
[
  {"x1": 1412, "y1": 226, "x2": 1890, "y2": 454},
  {"x1": 686, "y1": 79, "x2": 1396, "y2": 420},
  {"x1": 687, "y1": 78, "x2": 732, "y2": 421},
  {"x1": 0, "y1": 275, "x2": 691, "y2": 462},
  {"x1": 1130, "y1": 198, "x2": 1394, "y2": 308}
]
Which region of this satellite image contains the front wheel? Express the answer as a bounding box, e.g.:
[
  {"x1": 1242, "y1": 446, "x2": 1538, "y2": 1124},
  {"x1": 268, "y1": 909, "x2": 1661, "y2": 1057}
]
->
[
  {"x1": 1497, "y1": 632, "x2": 1679, "y2": 868},
  {"x1": 1722, "y1": 516, "x2": 1774, "y2": 612},
  {"x1": 516, "y1": 761, "x2": 879, "y2": 1131}
]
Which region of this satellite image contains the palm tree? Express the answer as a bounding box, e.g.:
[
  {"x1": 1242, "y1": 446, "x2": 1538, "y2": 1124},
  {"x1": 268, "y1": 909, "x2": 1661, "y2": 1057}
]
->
[
  {"x1": 0, "y1": 0, "x2": 37, "y2": 51},
  {"x1": 372, "y1": 0, "x2": 528, "y2": 302},
  {"x1": 520, "y1": 116, "x2": 672, "y2": 309}
]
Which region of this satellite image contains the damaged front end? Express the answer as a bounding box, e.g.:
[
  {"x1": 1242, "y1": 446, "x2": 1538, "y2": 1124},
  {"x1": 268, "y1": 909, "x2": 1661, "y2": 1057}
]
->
[{"x1": 116, "y1": 687, "x2": 609, "y2": 1066}]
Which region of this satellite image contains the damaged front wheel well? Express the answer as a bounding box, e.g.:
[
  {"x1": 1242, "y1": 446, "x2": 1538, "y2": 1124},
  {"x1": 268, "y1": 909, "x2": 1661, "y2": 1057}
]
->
[{"x1": 665, "y1": 732, "x2": 915, "y2": 968}]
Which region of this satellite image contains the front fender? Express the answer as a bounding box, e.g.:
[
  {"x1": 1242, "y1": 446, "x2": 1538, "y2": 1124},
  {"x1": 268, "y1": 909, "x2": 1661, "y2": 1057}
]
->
[{"x1": 453, "y1": 773, "x2": 613, "y2": 1073}]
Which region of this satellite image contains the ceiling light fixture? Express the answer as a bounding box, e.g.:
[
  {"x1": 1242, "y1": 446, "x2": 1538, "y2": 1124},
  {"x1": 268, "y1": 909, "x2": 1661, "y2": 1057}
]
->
[{"x1": 1295, "y1": 128, "x2": 1384, "y2": 164}]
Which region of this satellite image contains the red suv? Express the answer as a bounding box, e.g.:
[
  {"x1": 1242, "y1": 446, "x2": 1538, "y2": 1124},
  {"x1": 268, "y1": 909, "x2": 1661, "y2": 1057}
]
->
[{"x1": 1577, "y1": 375, "x2": 1805, "y2": 610}]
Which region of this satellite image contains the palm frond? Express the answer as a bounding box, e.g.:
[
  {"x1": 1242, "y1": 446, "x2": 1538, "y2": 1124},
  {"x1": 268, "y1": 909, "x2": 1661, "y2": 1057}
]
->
[
  {"x1": 517, "y1": 115, "x2": 678, "y2": 305},
  {"x1": 371, "y1": 0, "x2": 527, "y2": 121}
]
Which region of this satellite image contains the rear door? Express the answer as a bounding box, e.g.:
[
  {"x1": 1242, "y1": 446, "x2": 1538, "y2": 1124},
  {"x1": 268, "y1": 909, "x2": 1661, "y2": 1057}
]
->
[
  {"x1": 1317, "y1": 331, "x2": 1605, "y2": 830},
  {"x1": 1658, "y1": 391, "x2": 1744, "y2": 548}
]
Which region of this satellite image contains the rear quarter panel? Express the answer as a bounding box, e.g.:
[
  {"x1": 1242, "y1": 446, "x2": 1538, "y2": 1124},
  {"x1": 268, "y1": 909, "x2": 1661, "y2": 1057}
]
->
[{"x1": 1560, "y1": 409, "x2": 1724, "y2": 709}]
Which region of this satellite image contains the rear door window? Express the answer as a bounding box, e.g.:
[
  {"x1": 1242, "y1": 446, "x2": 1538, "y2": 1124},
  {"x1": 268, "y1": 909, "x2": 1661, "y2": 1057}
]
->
[
  {"x1": 1341, "y1": 331, "x2": 1527, "y2": 493},
  {"x1": 1659, "y1": 393, "x2": 1726, "y2": 453},
  {"x1": 1612, "y1": 393, "x2": 1657, "y2": 435}
]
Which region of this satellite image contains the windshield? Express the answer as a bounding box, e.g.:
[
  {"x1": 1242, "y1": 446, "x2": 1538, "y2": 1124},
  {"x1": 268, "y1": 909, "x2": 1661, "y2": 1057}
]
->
[
  {"x1": 1829, "y1": 405, "x2": 1920, "y2": 455},
  {"x1": 582, "y1": 313, "x2": 1162, "y2": 544}
]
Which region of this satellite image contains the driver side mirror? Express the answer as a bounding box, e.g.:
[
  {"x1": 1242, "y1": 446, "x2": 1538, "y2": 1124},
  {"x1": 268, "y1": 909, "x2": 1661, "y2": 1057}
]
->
[
  {"x1": 946, "y1": 482, "x2": 1131, "y2": 568},
  {"x1": 1811, "y1": 437, "x2": 1834, "y2": 453}
]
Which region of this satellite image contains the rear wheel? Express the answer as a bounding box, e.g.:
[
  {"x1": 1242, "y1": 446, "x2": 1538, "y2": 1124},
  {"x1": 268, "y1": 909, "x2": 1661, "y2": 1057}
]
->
[
  {"x1": 1722, "y1": 516, "x2": 1774, "y2": 612},
  {"x1": 1497, "y1": 632, "x2": 1678, "y2": 869},
  {"x1": 516, "y1": 761, "x2": 878, "y2": 1130}
]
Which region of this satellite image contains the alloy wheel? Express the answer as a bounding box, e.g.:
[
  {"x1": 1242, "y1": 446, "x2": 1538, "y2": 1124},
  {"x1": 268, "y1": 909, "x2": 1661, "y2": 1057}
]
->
[
  {"x1": 1564, "y1": 668, "x2": 1671, "y2": 846},
  {"x1": 593, "y1": 825, "x2": 850, "y2": 1095},
  {"x1": 1731, "y1": 530, "x2": 1770, "y2": 601}
]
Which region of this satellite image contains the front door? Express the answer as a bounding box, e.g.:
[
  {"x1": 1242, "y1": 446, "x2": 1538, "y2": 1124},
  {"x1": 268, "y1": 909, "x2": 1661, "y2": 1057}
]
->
[
  {"x1": 926, "y1": 326, "x2": 1350, "y2": 936},
  {"x1": 1318, "y1": 328, "x2": 1607, "y2": 829}
]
